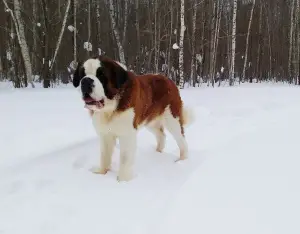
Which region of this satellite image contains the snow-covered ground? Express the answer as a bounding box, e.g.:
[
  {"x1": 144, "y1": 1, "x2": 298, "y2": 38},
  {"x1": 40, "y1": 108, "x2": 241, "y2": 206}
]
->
[{"x1": 1, "y1": 83, "x2": 300, "y2": 234}]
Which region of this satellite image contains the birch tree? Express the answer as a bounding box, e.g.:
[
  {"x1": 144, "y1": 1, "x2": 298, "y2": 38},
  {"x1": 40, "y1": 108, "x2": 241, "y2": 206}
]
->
[
  {"x1": 296, "y1": 0, "x2": 300, "y2": 85},
  {"x1": 49, "y1": 0, "x2": 71, "y2": 71},
  {"x1": 241, "y1": 0, "x2": 256, "y2": 83},
  {"x1": 229, "y1": 0, "x2": 237, "y2": 86},
  {"x1": 190, "y1": 0, "x2": 197, "y2": 87},
  {"x1": 73, "y1": 0, "x2": 77, "y2": 63},
  {"x1": 108, "y1": 0, "x2": 126, "y2": 65},
  {"x1": 178, "y1": 0, "x2": 185, "y2": 89},
  {"x1": 2, "y1": 0, "x2": 35, "y2": 88},
  {"x1": 288, "y1": 0, "x2": 296, "y2": 84}
]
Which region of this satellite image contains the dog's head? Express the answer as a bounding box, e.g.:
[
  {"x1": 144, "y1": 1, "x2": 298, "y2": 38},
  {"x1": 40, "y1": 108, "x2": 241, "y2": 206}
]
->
[{"x1": 72, "y1": 56, "x2": 129, "y2": 112}]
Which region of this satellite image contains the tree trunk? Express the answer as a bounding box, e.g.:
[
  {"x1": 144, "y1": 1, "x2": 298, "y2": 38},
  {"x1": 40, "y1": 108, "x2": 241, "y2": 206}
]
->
[
  {"x1": 50, "y1": 0, "x2": 71, "y2": 71},
  {"x1": 297, "y1": 0, "x2": 300, "y2": 85},
  {"x1": 3, "y1": 0, "x2": 35, "y2": 88},
  {"x1": 135, "y1": 0, "x2": 140, "y2": 73},
  {"x1": 87, "y1": 0, "x2": 91, "y2": 58},
  {"x1": 122, "y1": 0, "x2": 129, "y2": 47},
  {"x1": 41, "y1": 0, "x2": 50, "y2": 88},
  {"x1": 178, "y1": 0, "x2": 185, "y2": 89},
  {"x1": 190, "y1": 0, "x2": 197, "y2": 87},
  {"x1": 288, "y1": 0, "x2": 296, "y2": 83},
  {"x1": 256, "y1": 2, "x2": 263, "y2": 83},
  {"x1": 95, "y1": 0, "x2": 101, "y2": 54},
  {"x1": 74, "y1": 0, "x2": 77, "y2": 62},
  {"x1": 108, "y1": 0, "x2": 126, "y2": 65},
  {"x1": 242, "y1": 0, "x2": 256, "y2": 83},
  {"x1": 167, "y1": 0, "x2": 173, "y2": 78},
  {"x1": 229, "y1": 0, "x2": 237, "y2": 86}
]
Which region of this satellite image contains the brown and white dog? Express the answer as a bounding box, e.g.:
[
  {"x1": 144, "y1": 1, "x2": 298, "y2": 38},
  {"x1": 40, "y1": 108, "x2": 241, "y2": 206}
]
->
[{"x1": 72, "y1": 55, "x2": 195, "y2": 182}]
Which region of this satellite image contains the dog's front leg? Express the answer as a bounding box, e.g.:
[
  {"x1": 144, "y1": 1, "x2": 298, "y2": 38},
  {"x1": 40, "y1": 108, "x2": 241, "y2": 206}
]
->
[
  {"x1": 93, "y1": 134, "x2": 116, "y2": 174},
  {"x1": 117, "y1": 132, "x2": 137, "y2": 182}
]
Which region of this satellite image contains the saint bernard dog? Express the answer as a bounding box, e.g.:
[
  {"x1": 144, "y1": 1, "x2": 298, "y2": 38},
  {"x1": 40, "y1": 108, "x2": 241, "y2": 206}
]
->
[{"x1": 72, "y1": 55, "x2": 195, "y2": 182}]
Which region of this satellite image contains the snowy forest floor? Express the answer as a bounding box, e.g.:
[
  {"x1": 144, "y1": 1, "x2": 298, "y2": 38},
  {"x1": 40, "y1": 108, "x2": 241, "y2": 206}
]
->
[{"x1": 0, "y1": 82, "x2": 300, "y2": 234}]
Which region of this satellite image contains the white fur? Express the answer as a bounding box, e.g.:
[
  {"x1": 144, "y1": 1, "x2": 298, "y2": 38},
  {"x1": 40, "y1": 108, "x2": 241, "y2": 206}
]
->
[
  {"x1": 91, "y1": 108, "x2": 137, "y2": 181},
  {"x1": 81, "y1": 75, "x2": 106, "y2": 102},
  {"x1": 182, "y1": 105, "x2": 196, "y2": 127},
  {"x1": 83, "y1": 58, "x2": 101, "y2": 75},
  {"x1": 118, "y1": 131, "x2": 137, "y2": 181},
  {"x1": 90, "y1": 104, "x2": 192, "y2": 181},
  {"x1": 81, "y1": 59, "x2": 105, "y2": 102},
  {"x1": 162, "y1": 108, "x2": 188, "y2": 160}
]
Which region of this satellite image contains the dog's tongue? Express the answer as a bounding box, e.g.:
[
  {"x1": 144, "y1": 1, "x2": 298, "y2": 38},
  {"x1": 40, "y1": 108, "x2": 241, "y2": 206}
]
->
[{"x1": 83, "y1": 97, "x2": 94, "y2": 103}]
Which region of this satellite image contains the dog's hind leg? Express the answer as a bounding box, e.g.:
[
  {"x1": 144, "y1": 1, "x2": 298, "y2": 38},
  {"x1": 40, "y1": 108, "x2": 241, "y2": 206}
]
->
[
  {"x1": 147, "y1": 122, "x2": 166, "y2": 153},
  {"x1": 164, "y1": 110, "x2": 188, "y2": 161}
]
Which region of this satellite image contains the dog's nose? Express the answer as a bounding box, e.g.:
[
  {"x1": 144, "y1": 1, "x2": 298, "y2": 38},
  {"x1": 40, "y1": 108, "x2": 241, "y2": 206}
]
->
[{"x1": 81, "y1": 77, "x2": 94, "y2": 95}]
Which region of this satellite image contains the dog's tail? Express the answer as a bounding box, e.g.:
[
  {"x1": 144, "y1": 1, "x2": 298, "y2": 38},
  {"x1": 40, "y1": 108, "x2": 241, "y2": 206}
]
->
[{"x1": 182, "y1": 105, "x2": 196, "y2": 127}]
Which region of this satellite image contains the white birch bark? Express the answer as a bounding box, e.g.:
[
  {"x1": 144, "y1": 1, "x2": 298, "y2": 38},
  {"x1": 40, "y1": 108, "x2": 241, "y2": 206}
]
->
[
  {"x1": 0, "y1": 51, "x2": 2, "y2": 76},
  {"x1": 179, "y1": 0, "x2": 185, "y2": 89},
  {"x1": 50, "y1": 0, "x2": 71, "y2": 71},
  {"x1": 213, "y1": 0, "x2": 222, "y2": 86},
  {"x1": 242, "y1": 0, "x2": 255, "y2": 83},
  {"x1": 135, "y1": 0, "x2": 141, "y2": 73},
  {"x1": 229, "y1": 0, "x2": 237, "y2": 86},
  {"x1": 190, "y1": 0, "x2": 197, "y2": 86},
  {"x1": 209, "y1": 1, "x2": 216, "y2": 87},
  {"x1": 255, "y1": 3, "x2": 262, "y2": 82},
  {"x1": 32, "y1": 0, "x2": 37, "y2": 73},
  {"x1": 108, "y1": 0, "x2": 126, "y2": 65},
  {"x1": 266, "y1": 12, "x2": 272, "y2": 80},
  {"x1": 3, "y1": 0, "x2": 35, "y2": 88},
  {"x1": 154, "y1": 0, "x2": 158, "y2": 73},
  {"x1": 74, "y1": 0, "x2": 77, "y2": 63},
  {"x1": 122, "y1": 0, "x2": 129, "y2": 46},
  {"x1": 288, "y1": 0, "x2": 296, "y2": 83},
  {"x1": 87, "y1": 0, "x2": 91, "y2": 57},
  {"x1": 296, "y1": 0, "x2": 300, "y2": 84},
  {"x1": 167, "y1": 0, "x2": 173, "y2": 78}
]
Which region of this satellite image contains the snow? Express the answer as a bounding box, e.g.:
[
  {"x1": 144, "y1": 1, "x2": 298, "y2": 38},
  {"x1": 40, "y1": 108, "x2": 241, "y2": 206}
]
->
[
  {"x1": 67, "y1": 25, "x2": 75, "y2": 32},
  {"x1": 1, "y1": 83, "x2": 300, "y2": 234},
  {"x1": 83, "y1": 42, "x2": 93, "y2": 52},
  {"x1": 172, "y1": 43, "x2": 179, "y2": 50}
]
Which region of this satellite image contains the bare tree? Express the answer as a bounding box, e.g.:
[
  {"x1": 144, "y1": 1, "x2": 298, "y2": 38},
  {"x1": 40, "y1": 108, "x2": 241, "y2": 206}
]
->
[
  {"x1": 2, "y1": 0, "x2": 35, "y2": 87},
  {"x1": 190, "y1": 0, "x2": 197, "y2": 87},
  {"x1": 242, "y1": 0, "x2": 256, "y2": 83},
  {"x1": 288, "y1": 0, "x2": 296, "y2": 83},
  {"x1": 50, "y1": 0, "x2": 71, "y2": 71},
  {"x1": 108, "y1": 0, "x2": 126, "y2": 65},
  {"x1": 179, "y1": 0, "x2": 185, "y2": 89},
  {"x1": 229, "y1": 0, "x2": 237, "y2": 86}
]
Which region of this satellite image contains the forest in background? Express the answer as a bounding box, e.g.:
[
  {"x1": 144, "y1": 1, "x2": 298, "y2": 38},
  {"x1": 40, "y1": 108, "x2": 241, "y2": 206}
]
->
[{"x1": 0, "y1": 0, "x2": 299, "y2": 88}]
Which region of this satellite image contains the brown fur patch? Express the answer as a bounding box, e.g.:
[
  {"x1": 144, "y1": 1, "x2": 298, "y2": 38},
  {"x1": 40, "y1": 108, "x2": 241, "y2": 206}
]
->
[{"x1": 116, "y1": 72, "x2": 184, "y2": 129}]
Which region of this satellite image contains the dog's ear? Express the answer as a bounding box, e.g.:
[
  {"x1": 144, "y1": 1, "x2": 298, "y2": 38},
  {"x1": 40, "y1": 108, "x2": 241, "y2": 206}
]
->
[
  {"x1": 72, "y1": 61, "x2": 84, "y2": 88},
  {"x1": 99, "y1": 56, "x2": 128, "y2": 89},
  {"x1": 114, "y1": 61, "x2": 129, "y2": 89}
]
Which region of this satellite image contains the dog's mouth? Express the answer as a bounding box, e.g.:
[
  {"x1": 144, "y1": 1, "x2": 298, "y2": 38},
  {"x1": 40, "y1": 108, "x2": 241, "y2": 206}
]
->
[{"x1": 83, "y1": 96, "x2": 105, "y2": 109}]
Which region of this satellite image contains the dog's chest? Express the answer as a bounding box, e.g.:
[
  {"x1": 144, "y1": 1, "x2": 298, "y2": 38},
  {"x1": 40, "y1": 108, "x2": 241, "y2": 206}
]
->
[{"x1": 91, "y1": 108, "x2": 135, "y2": 136}]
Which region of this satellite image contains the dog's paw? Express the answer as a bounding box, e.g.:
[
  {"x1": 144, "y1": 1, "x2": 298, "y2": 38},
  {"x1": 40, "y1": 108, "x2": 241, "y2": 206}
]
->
[
  {"x1": 156, "y1": 146, "x2": 164, "y2": 153},
  {"x1": 175, "y1": 157, "x2": 188, "y2": 163},
  {"x1": 91, "y1": 167, "x2": 109, "y2": 175},
  {"x1": 117, "y1": 169, "x2": 134, "y2": 182}
]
